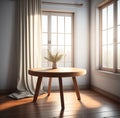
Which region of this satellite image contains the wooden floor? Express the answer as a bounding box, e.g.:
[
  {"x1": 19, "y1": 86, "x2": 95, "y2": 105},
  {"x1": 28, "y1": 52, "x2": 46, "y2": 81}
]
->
[{"x1": 0, "y1": 90, "x2": 120, "y2": 118}]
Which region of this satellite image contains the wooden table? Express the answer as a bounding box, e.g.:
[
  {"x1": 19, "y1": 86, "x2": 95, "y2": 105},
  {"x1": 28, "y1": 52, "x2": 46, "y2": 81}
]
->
[{"x1": 28, "y1": 67, "x2": 86, "y2": 109}]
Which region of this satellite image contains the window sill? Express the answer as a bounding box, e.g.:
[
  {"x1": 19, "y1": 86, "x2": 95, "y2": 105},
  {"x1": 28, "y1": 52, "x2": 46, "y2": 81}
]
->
[{"x1": 95, "y1": 69, "x2": 120, "y2": 79}]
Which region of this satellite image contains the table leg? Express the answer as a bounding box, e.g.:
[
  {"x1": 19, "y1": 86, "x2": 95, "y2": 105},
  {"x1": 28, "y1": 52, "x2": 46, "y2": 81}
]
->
[
  {"x1": 58, "y1": 77, "x2": 64, "y2": 109},
  {"x1": 48, "y1": 77, "x2": 52, "y2": 96},
  {"x1": 33, "y1": 76, "x2": 42, "y2": 102},
  {"x1": 72, "y1": 77, "x2": 81, "y2": 100}
]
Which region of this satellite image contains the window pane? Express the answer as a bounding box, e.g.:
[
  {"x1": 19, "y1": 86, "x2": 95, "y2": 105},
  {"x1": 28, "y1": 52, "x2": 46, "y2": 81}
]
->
[
  {"x1": 51, "y1": 46, "x2": 57, "y2": 54},
  {"x1": 42, "y1": 63, "x2": 48, "y2": 68},
  {"x1": 65, "y1": 17, "x2": 71, "y2": 33},
  {"x1": 42, "y1": 15, "x2": 48, "y2": 32},
  {"x1": 65, "y1": 46, "x2": 71, "y2": 62},
  {"x1": 58, "y1": 34, "x2": 64, "y2": 45},
  {"x1": 108, "y1": 4, "x2": 113, "y2": 28},
  {"x1": 58, "y1": 16, "x2": 64, "y2": 33},
  {"x1": 108, "y1": 28, "x2": 113, "y2": 44},
  {"x1": 51, "y1": 16, "x2": 57, "y2": 33},
  {"x1": 118, "y1": 26, "x2": 120, "y2": 43},
  {"x1": 108, "y1": 45, "x2": 113, "y2": 68},
  {"x1": 118, "y1": 0, "x2": 120, "y2": 25},
  {"x1": 118, "y1": 44, "x2": 120, "y2": 69},
  {"x1": 65, "y1": 34, "x2": 71, "y2": 45},
  {"x1": 102, "y1": 8, "x2": 107, "y2": 30},
  {"x1": 102, "y1": 46, "x2": 107, "y2": 67},
  {"x1": 58, "y1": 46, "x2": 64, "y2": 54},
  {"x1": 65, "y1": 63, "x2": 72, "y2": 67},
  {"x1": 51, "y1": 34, "x2": 57, "y2": 45},
  {"x1": 58, "y1": 62, "x2": 64, "y2": 67},
  {"x1": 58, "y1": 46, "x2": 64, "y2": 62},
  {"x1": 102, "y1": 31, "x2": 107, "y2": 45},
  {"x1": 42, "y1": 46, "x2": 48, "y2": 62},
  {"x1": 42, "y1": 33, "x2": 48, "y2": 45}
]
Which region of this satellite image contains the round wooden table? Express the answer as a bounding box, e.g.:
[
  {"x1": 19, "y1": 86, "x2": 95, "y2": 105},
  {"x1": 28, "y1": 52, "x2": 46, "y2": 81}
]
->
[{"x1": 28, "y1": 67, "x2": 86, "y2": 109}]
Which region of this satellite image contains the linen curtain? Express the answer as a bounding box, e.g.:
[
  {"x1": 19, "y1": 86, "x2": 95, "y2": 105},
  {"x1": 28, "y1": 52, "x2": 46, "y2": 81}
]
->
[{"x1": 9, "y1": 0, "x2": 44, "y2": 99}]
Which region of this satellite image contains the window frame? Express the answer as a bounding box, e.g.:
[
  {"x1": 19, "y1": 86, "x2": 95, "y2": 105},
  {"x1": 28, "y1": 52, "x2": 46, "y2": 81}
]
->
[
  {"x1": 41, "y1": 11, "x2": 74, "y2": 68},
  {"x1": 99, "y1": 0, "x2": 120, "y2": 73}
]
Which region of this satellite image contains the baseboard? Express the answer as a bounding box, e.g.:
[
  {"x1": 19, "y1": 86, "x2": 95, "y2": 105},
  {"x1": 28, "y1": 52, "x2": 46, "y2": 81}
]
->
[
  {"x1": 0, "y1": 89, "x2": 16, "y2": 95},
  {"x1": 91, "y1": 86, "x2": 120, "y2": 103},
  {"x1": 0, "y1": 85, "x2": 89, "y2": 95},
  {"x1": 43, "y1": 85, "x2": 89, "y2": 91}
]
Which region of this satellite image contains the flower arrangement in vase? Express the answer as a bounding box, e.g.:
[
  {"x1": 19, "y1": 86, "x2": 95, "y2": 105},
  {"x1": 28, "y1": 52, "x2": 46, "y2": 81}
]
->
[{"x1": 44, "y1": 50, "x2": 63, "y2": 69}]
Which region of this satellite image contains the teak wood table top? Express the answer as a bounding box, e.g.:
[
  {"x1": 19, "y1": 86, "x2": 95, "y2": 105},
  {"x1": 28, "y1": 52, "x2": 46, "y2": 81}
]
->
[
  {"x1": 29, "y1": 67, "x2": 86, "y2": 77},
  {"x1": 28, "y1": 67, "x2": 86, "y2": 109}
]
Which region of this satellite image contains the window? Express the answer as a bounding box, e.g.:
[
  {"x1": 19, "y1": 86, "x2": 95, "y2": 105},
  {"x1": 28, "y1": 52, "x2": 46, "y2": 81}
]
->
[
  {"x1": 41, "y1": 12, "x2": 73, "y2": 68},
  {"x1": 99, "y1": 0, "x2": 120, "y2": 72},
  {"x1": 118, "y1": 0, "x2": 120, "y2": 70}
]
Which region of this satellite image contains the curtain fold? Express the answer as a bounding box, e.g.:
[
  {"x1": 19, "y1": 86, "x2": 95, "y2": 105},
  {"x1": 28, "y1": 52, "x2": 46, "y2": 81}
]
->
[{"x1": 9, "y1": 0, "x2": 44, "y2": 99}]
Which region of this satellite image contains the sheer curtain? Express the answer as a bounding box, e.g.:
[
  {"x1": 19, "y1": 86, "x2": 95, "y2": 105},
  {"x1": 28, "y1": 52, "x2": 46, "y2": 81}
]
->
[{"x1": 9, "y1": 0, "x2": 44, "y2": 99}]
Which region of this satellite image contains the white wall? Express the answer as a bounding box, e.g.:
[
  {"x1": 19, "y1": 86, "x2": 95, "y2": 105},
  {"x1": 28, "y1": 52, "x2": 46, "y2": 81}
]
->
[
  {"x1": 90, "y1": 0, "x2": 120, "y2": 97},
  {"x1": 0, "y1": 0, "x2": 18, "y2": 91},
  {"x1": 42, "y1": 0, "x2": 90, "y2": 90}
]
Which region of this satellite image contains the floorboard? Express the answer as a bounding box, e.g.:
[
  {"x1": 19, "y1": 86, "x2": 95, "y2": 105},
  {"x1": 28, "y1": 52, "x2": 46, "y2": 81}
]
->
[{"x1": 0, "y1": 90, "x2": 120, "y2": 118}]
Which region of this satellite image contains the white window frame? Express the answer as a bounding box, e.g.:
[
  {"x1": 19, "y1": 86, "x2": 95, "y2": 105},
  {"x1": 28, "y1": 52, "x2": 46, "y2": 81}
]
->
[
  {"x1": 41, "y1": 11, "x2": 74, "y2": 68},
  {"x1": 99, "y1": 0, "x2": 120, "y2": 73}
]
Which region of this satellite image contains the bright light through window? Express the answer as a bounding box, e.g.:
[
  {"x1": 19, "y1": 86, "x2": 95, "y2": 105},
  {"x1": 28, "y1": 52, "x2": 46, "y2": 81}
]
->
[
  {"x1": 118, "y1": 0, "x2": 120, "y2": 69},
  {"x1": 41, "y1": 12, "x2": 73, "y2": 68},
  {"x1": 100, "y1": 0, "x2": 120, "y2": 72},
  {"x1": 101, "y1": 4, "x2": 114, "y2": 69}
]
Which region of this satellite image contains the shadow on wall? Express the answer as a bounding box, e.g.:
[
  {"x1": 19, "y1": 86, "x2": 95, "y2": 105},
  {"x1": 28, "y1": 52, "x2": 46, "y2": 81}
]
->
[
  {"x1": 6, "y1": 0, "x2": 18, "y2": 91},
  {"x1": 0, "y1": 0, "x2": 18, "y2": 92}
]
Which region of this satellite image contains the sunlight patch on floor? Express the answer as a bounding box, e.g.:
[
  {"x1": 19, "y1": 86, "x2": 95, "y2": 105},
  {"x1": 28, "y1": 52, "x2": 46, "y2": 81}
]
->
[
  {"x1": 0, "y1": 98, "x2": 32, "y2": 111},
  {"x1": 81, "y1": 94, "x2": 102, "y2": 108}
]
